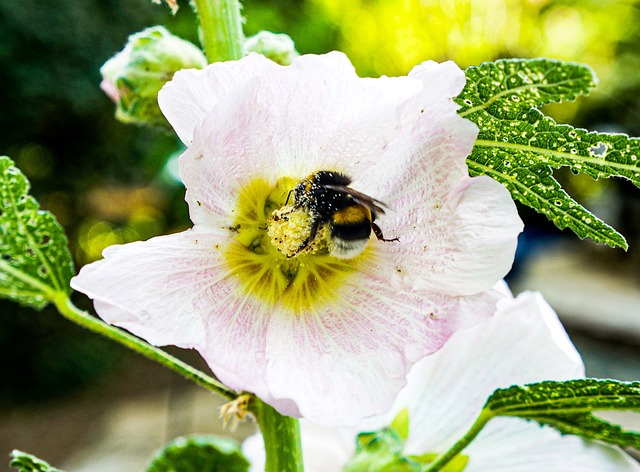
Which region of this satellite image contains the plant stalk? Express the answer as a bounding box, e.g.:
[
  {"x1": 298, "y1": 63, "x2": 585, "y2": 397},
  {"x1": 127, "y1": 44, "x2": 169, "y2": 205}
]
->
[
  {"x1": 424, "y1": 409, "x2": 494, "y2": 471},
  {"x1": 53, "y1": 293, "x2": 234, "y2": 400},
  {"x1": 252, "y1": 398, "x2": 305, "y2": 472},
  {"x1": 192, "y1": 0, "x2": 244, "y2": 63}
]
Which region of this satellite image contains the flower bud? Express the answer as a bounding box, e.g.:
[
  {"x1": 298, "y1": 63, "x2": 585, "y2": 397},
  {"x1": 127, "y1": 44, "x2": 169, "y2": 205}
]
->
[
  {"x1": 243, "y1": 31, "x2": 300, "y2": 66},
  {"x1": 100, "y1": 26, "x2": 207, "y2": 128}
]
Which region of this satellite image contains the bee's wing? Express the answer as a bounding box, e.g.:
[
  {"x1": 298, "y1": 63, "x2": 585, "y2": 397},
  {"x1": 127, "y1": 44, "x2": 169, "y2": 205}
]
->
[{"x1": 324, "y1": 185, "x2": 388, "y2": 216}]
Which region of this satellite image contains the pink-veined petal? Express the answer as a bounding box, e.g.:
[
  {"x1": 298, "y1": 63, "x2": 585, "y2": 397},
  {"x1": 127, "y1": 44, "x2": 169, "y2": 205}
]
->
[
  {"x1": 69, "y1": 230, "x2": 229, "y2": 349},
  {"x1": 71, "y1": 231, "x2": 278, "y2": 398},
  {"x1": 349, "y1": 60, "x2": 476, "y2": 208},
  {"x1": 270, "y1": 291, "x2": 638, "y2": 471},
  {"x1": 369, "y1": 176, "x2": 522, "y2": 296},
  {"x1": 257, "y1": 261, "x2": 503, "y2": 425},
  {"x1": 352, "y1": 60, "x2": 476, "y2": 200},
  {"x1": 407, "y1": 60, "x2": 468, "y2": 102}
]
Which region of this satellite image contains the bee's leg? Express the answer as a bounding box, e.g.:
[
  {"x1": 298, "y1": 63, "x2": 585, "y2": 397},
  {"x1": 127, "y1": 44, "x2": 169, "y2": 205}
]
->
[
  {"x1": 289, "y1": 218, "x2": 322, "y2": 258},
  {"x1": 273, "y1": 198, "x2": 300, "y2": 221},
  {"x1": 372, "y1": 223, "x2": 399, "y2": 242}
]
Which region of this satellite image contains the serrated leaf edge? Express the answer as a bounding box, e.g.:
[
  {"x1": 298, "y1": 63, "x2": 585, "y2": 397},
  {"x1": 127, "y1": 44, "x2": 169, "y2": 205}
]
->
[
  {"x1": 9, "y1": 449, "x2": 63, "y2": 472},
  {"x1": 459, "y1": 77, "x2": 593, "y2": 118},
  {"x1": 458, "y1": 59, "x2": 596, "y2": 117},
  {"x1": 487, "y1": 380, "x2": 640, "y2": 413},
  {"x1": 1, "y1": 157, "x2": 68, "y2": 298},
  {"x1": 467, "y1": 159, "x2": 627, "y2": 249}
]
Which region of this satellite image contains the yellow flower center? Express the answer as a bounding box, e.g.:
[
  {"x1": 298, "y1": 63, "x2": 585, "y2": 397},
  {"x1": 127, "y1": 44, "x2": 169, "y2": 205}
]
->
[{"x1": 223, "y1": 176, "x2": 370, "y2": 312}]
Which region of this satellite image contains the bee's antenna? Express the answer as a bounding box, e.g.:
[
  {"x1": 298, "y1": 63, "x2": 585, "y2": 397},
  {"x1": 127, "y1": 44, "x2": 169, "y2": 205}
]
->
[{"x1": 285, "y1": 189, "x2": 294, "y2": 206}]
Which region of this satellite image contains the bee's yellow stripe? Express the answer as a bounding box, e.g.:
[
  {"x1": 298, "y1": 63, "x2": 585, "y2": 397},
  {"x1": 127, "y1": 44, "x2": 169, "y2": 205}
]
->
[{"x1": 332, "y1": 205, "x2": 371, "y2": 225}]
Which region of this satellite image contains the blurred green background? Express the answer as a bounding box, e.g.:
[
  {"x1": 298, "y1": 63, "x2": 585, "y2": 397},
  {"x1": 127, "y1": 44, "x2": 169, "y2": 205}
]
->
[{"x1": 1, "y1": 0, "x2": 640, "y2": 466}]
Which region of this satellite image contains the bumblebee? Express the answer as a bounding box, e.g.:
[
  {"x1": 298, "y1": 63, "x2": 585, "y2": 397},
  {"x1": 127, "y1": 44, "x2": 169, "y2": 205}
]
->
[{"x1": 286, "y1": 170, "x2": 397, "y2": 259}]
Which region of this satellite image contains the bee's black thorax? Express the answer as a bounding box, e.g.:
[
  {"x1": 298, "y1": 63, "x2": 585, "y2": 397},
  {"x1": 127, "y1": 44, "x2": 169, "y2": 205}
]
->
[{"x1": 294, "y1": 171, "x2": 361, "y2": 219}]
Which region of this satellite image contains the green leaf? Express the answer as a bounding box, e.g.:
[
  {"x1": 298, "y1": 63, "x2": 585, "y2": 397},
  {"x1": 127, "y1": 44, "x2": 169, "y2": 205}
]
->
[
  {"x1": 457, "y1": 58, "x2": 596, "y2": 115},
  {"x1": 0, "y1": 156, "x2": 74, "y2": 309},
  {"x1": 531, "y1": 413, "x2": 640, "y2": 449},
  {"x1": 466, "y1": 145, "x2": 627, "y2": 249},
  {"x1": 344, "y1": 426, "x2": 469, "y2": 472},
  {"x1": 344, "y1": 428, "x2": 420, "y2": 472},
  {"x1": 390, "y1": 408, "x2": 410, "y2": 441},
  {"x1": 145, "y1": 435, "x2": 250, "y2": 472},
  {"x1": 485, "y1": 379, "x2": 640, "y2": 449},
  {"x1": 458, "y1": 59, "x2": 640, "y2": 249},
  {"x1": 9, "y1": 450, "x2": 62, "y2": 472}
]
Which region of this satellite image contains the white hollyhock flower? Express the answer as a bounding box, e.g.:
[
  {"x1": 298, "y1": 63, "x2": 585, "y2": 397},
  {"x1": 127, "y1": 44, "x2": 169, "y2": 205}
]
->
[
  {"x1": 71, "y1": 52, "x2": 523, "y2": 426},
  {"x1": 244, "y1": 291, "x2": 640, "y2": 470}
]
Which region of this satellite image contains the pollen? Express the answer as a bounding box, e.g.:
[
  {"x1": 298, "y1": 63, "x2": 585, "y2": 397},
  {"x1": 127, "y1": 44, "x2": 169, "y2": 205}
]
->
[{"x1": 267, "y1": 206, "x2": 330, "y2": 258}]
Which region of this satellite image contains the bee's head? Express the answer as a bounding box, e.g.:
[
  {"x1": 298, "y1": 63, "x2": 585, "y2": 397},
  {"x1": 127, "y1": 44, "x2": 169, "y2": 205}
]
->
[{"x1": 292, "y1": 179, "x2": 308, "y2": 204}]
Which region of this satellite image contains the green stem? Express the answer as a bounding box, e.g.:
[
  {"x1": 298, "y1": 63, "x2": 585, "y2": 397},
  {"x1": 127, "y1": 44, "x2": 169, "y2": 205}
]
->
[
  {"x1": 252, "y1": 398, "x2": 304, "y2": 472},
  {"x1": 192, "y1": 0, "x2": 245, "y2": 63},
  {"x1": 52, "y1": 293, "x2": 234, "y2": 400},
  {"x1": 424, "y1": 409, "x2": 494, "y2": 472}
]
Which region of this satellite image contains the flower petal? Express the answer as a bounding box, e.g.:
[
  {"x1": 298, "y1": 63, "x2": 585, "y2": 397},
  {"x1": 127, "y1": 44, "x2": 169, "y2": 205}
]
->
[
  {"x1": 372, "y1": 176, "x2": 522, "y2": 296},
  {"x1": 70, "y1": 230, "x2": 223, "y2": 349},
  {"x1": 351, "y1": 60, "x2": 476, "y2": 200},
  {"x1": 247, "y1": 290, "x2": 639, "y2": 472},
  {"x1": 465, "y1": 417, "x2": 640, "y2": 471},
  {"x1": 158, "y1": 53, "x2": 280, "y2": 145},
  {"x1": 399, "y1": 291, "x2": 585, "y2": 454},
  {"x1": 257, "y1": 261, "x2": 502, "y2": 425}
]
